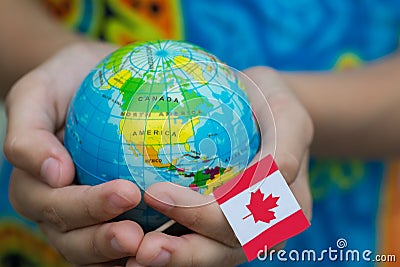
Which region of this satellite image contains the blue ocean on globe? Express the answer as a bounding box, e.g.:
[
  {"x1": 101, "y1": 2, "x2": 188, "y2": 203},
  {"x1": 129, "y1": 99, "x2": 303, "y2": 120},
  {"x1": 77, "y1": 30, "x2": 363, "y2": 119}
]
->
[{"x1": 64, "y1": 40, "x2": 260, "y2": 231}]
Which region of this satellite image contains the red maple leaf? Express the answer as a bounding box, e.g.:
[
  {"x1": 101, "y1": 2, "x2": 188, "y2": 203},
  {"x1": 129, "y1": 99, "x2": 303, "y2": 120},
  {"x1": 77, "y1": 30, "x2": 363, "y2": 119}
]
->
[{"x1": 243, "y1": 189, "x2": 279, "y2": 224}]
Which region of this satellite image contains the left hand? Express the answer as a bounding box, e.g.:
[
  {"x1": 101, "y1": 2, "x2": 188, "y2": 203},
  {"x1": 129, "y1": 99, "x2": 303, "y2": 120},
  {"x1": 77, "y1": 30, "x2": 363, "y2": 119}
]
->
[
  {"x1": 128, "y1": 67, "x2": 314, "y2": 267},
  {"x1": 5, "y1": 41, "x2": 147, "y2": 266}
]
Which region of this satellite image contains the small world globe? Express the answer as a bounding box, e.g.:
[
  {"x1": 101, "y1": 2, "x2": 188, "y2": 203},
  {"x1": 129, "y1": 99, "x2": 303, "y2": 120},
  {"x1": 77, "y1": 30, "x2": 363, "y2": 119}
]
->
[{"x1": 64, "y1": 40, "x2": 261, "y2": 232}]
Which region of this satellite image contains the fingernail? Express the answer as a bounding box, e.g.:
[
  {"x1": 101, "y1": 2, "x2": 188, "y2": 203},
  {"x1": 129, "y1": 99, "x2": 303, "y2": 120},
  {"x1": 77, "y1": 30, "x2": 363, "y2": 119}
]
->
[
  {"x1": 40, "y1": 158, "x2": 61, "y2": 186},
  {"x1": 150, "y1": 249, "x2": 171, "y2": 266},
  {"x1": 111, "y1": 237, "x2": 125, "y2": 253},
  {"x1": 109, "y1": 192, "x2": 134, "y2": 209}
]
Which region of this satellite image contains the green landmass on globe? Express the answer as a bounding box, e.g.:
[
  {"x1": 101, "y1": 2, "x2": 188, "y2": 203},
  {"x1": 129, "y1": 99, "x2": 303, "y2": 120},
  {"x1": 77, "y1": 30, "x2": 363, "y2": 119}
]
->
[{"x1": 65, "y1": 40, "x2": 260, "y2": 230}]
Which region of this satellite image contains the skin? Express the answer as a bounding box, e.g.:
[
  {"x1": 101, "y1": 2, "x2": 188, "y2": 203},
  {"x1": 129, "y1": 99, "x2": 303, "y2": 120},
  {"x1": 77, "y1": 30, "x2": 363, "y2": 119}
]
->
[
  {"x1": 0, "y1": 0, "x2": 80, "y2": 99},
  {"x1": 5, "y1": 44, "x2": 313, "y2": 266},
  {"x1": 282, "y1": 52, "x2": 400, "y2": 157},
  {"x1": 2, "y1": 1, "x2": 400, "y2": 266}
]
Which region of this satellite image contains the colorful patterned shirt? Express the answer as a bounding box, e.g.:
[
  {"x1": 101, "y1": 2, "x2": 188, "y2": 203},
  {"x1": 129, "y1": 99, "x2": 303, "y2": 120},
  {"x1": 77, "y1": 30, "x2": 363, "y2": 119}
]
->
[{"x1": 1, "y1": 0, "x2": 399, "y2": 266}]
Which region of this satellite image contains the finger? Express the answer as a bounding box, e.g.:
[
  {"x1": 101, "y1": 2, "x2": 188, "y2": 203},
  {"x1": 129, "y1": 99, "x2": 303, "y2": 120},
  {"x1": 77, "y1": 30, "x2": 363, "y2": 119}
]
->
[
  {"x1": 4, "y1": 43, "x2": 117, "y2": 187},
  {"x1": 40, "y1": 220, "x2": 143, "y2": 266},
  {"x1": 9, "y1": 168, "x2": 141, "y2": 231},
  {"x1": 289, "y1": 152, "x2": 313, "y2": 221},
  {"x1": 242, "y1": 67, "x2": 314, "y2": 184},
  {"x1": 144, "y1": 182, "x2": 239, "y2": 247},
  {"x1": 84, "y1": 261, "x2": 126, "y2": 267},
  {"x1": 131, "y1": 232, "x2": 246, "y2": 267},
  {"x1": 4, "y1": 70, "x2": 75, "y2": 187}
]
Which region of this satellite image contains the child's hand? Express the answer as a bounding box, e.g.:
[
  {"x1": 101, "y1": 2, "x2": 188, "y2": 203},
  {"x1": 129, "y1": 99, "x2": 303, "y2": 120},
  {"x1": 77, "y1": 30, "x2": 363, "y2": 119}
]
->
[
  {"x1": 4, "y1": 41, "x2": 116, "y2": 187},
  {"x1": 9, "y1": 169, "x2": 143, "y2": 266},
  {"x1": 6, "y1": 51, "x2": 313, "y2": 266},
  {"x1": 5, "y1": 42, "x2": 146, "y2": 266},
  {"x1": 127, "y1": 67, "x2": 314, "y2": 267}
]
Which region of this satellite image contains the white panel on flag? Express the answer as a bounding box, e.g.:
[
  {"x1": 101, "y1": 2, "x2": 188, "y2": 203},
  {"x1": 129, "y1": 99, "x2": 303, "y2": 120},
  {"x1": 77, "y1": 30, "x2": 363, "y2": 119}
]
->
[{"x1": 219, "y1": 170, "x2": 301, "y2": 245}]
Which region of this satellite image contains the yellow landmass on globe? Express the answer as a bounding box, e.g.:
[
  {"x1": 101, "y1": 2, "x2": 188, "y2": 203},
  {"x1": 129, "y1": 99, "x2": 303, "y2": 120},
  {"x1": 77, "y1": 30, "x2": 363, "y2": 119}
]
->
[
  {"x1": 120, "y1": 114, "x2": 200, "y2": 167},
  {"x1": 100, "y1": 69, "x2": 132, "y2": 90},
  {"x1": 173, "y1": 55, "x2": 207, "y2": 84}
]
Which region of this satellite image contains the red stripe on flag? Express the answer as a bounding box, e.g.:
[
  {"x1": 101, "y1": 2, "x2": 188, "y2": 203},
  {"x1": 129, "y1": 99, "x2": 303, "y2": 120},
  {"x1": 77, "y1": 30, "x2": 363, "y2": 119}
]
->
[
  {"x1": 242, "y1": 209, "x2": 310, "y2": 261},
  {"x1": 214, "y1": 155, "x2": 278, "y2": 205}
]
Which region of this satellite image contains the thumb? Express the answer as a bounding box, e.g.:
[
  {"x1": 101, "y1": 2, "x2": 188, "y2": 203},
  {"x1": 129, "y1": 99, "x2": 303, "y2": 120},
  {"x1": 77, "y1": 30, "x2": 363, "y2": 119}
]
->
[{"x1": 4, "y1": 71, "x2": 75, "y2": 187}]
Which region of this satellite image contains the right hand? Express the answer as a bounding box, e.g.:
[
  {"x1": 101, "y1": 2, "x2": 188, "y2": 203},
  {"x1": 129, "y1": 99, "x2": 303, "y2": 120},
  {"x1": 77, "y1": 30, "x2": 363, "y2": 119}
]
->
[
  {"x1": 4, "y1": 41, "x2": 145, "y2": 266},
  {"x1": 126, "y1": 67, "x2": 313, "y2": 267}
]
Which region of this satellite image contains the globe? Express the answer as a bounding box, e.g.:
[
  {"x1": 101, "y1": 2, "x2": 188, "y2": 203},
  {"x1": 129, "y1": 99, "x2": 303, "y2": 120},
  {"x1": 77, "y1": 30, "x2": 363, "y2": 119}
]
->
[{"x1": 64, "y1": 40, "x2": 261, "y2": 232}]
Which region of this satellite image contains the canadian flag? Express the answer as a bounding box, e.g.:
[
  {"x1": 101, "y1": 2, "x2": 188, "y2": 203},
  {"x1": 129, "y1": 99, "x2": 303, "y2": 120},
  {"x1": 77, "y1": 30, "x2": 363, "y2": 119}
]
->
[{"x1": 214, "y1": 155, "x2": 310, "y2": 261}]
